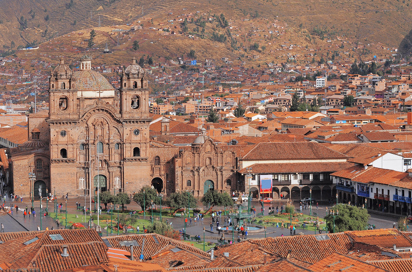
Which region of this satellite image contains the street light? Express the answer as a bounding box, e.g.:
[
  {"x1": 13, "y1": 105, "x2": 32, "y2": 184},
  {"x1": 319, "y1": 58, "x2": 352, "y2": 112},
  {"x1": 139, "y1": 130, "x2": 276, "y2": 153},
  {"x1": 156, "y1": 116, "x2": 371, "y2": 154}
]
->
[
  {"x1": 117, "y1": 204, "x2": 120, "y2": 235},
  {"x1": 203, "y1": 227, "x2": 205, "y2": 251},
  {"x1": 336, "y1": 193, "x2": 338, "y2": 205},
  {"x1": 46, "y1": 189, "x2": 49, "y2": 213},
  {"x1": 54, "y1": 188, "x2": 57, "y2": 220},
  {"x1": 246, "y1": 167, "x2": 252, "y2": 213},
  {"x1": 65, "y1": 198, "x2": 68, "y2": 229},
  {"x1": 365, "y1": 198, "x2": 367, "y2": 210},
  {"x1": 143, "y1": 189, "x2": 146, "y2": 220},
  {"x1": 151, "y1": 200, "x2": 154, "y2": 224},
  {"x1": 29, "y1": 172, "x2": 36, "y2": 209},
  {"x1": 329, "y1": 209, "x2": 338, "y2": 233},
  {"x1": 159, "y1": 194, "x2": 162, "y2": 222},
  {"x1": 40, "y1": 194, "x2": 42, "y2": 231},
  {"x1": 111, "y1": 203, "x2": 113, "y2": 234},
  {"x1": 309, "y1": 188, "x2": 312, "y2": 216}
]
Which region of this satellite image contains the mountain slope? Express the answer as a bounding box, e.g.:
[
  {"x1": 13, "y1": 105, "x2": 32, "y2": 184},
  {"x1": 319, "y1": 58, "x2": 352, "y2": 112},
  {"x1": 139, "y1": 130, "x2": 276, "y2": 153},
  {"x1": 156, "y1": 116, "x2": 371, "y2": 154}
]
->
[{"x1": 0, "y1": 0, "x2": 411, "y2": 49}]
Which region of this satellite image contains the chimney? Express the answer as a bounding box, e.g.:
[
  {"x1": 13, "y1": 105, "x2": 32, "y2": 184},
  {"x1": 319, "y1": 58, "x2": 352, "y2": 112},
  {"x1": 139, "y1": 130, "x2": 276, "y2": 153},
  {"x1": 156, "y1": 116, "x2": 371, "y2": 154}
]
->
[
  {"x1": 286, "y1": 250, "x2": 292, "y2": 260},
  {"x1": 161, "y1": 118, "x2": 170, "y2": 135},
  {"x1": 211, "y1": 249, "x2": 215, "y2": 260},
  {"x1": 61, "y1": 245, "x2": 69, "y2": 257},
  {"x1": 393, "y1": 244, "x2": 397, "y2": 251},
  {"x1": 131, "y1": 245, "x2": 134, "y2": 261}
]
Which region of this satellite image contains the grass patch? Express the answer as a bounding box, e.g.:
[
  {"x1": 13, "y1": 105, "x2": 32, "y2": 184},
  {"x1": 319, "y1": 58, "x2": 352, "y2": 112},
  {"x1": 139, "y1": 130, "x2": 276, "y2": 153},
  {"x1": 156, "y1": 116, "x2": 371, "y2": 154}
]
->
[{"x1": 182, "y1": 240, "x2": 215, "y2": 251}]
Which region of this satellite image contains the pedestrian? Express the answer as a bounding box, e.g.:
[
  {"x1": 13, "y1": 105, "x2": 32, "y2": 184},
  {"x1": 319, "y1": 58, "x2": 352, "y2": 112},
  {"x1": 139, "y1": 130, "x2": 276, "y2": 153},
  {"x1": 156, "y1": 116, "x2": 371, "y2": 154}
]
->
[
  {"x1": 245, "y1": 230, "x2": 248, "y2": 239},
  {"x1": 316, "y1": 202, "x2": 318, "y2": 210},
  {"x1": 393, "y1": 222, "x2": 396, "y2": 228},
  {"x1": 23, "y1": 210, "x2": 26, "y2": 218},
  {"x1": 1, "y1": 223, "x2": 4, "y2": 232},
  {"x1": 15, "y1": 205, "x2": 18, "y2": 214},
  {"x1": 218, "y1": 226, "x2": 221, "y2": 235},
  {"x1": 210, "y1": 223, "x2": 213, "y2": 232},
  {"x1": 189, "y1": 218, "x2": 192, "y2": 226},
  {"x1": 217, "y1": 221, "x2": 219, "y2": 228},
  {"x1": 37, "y1": 226, "x2": 40, "y2": 231},
  {"x1": 137, "y1": 226, "x2": 140, "y2": 233}
]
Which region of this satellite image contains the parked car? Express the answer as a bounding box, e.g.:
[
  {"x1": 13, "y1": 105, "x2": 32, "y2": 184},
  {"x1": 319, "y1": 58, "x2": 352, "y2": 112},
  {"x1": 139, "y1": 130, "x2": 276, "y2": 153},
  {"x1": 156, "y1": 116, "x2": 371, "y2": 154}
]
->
[
  {"x1": 262, "y1": 197, "x2": 273, "y2": 203},
  {"x1": 301, "y1": 197, "x2": 314, "y2": 203},
  {"x1": 232, "y1": 195, "x2": 249, "y2": 203}
]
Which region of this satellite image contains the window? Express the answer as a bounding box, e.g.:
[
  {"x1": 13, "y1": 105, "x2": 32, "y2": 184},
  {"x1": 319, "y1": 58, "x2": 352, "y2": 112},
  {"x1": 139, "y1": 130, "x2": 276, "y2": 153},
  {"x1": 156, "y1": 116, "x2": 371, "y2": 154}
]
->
[
  {"x1": 115, "y1": 143, "x2": 120, "y2": 150},
  {"x1": 281, "y1": 174, "x2": 288, "y2": 181},
  {"x1": 52, "y1": 84, "x2": 54, "y2": 89},
  {"x1": 226, "y1": 179, "x2": 231, "y2": 186},
  {"x1": 133, "y1": 81, "x2": 138, "y2": 88},
  {"x1": 133, "y1": 147, "x2": 140, "y2": 157},
  {"x1": 134, "y1": 129, "x2": 140, "y2": 136},
  {"x1": 124, "y1": 82, "x2": 126, "y2": 87},
  {"x1": 36, "y1": 159, "x2": 43, "y2": 170},
  {"x1": 97, "y1": 142, "x2": 103, "y2": 154},
  {"x1": 405, "y1": 159, "x2": 411, "y2": 166},
  {"x1": 303, "y1": 174, "x2": 310, "y2": 180},
  {"x1": 59, "y1": 97, "x2": 68, "y2": 110},
  {"x1": 187, "y1": 180, "x2": 191, "y2": 186},
  {"x1": 32, "y1": 131, "x2": 40, "y2": 140},
  {"x1": 60, "y1": 130, "x2": 66, "y2": 137},
  {"x1": 61, "y1": 82, "x2": 66, "y2": 89},
  {"x1": 60, "y1": 149, "x2": 67, "y2": 158},
  {"x1": 154, "y1": 156, "x2": 160, "y2": 165},
  {"x1": 206, "y1": 157, "x2": 212, "y2": 165},
  {"x1": 131, "y1": 95, "x2": 140, "y2": 109},
  {"x1": 80, "y1": 143, "x2": 85, "y2": 151}
]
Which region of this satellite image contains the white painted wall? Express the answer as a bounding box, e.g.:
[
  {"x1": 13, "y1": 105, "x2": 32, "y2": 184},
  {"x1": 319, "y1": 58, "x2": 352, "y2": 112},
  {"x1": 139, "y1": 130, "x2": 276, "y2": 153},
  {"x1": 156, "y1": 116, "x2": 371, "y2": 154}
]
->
[{"x1": 371, "y1": 153, "x2": 403, "y2": 172}]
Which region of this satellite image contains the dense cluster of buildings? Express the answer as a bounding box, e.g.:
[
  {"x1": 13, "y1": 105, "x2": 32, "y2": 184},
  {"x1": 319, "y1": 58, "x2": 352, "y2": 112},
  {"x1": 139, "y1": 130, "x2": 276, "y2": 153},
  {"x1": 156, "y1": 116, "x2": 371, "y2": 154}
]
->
[{"x1": 2, "y1": 227, "x2": 412, "y2": 272}]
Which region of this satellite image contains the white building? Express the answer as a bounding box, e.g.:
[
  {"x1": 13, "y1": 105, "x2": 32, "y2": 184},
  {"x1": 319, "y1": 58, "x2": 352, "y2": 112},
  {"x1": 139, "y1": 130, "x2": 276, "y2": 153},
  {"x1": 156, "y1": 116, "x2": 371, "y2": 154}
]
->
[{"x1": 316, "y1": 76, "x2": 327, "y2": 88}]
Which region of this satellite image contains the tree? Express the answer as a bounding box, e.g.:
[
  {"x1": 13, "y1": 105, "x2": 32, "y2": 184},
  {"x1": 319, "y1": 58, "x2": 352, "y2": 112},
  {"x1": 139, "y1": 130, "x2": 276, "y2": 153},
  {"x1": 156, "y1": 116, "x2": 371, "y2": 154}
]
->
[
  {"x1": 155, "y1": 98, "x2": 164, "y2": 104},
  {"x1": 207, "y1": 108, "x2": 219, "y2": 123},
  {"x1": 139, "y1": 56, "x2": 145, "y2": 67},
  {"x1": 113, "y1": 192, "x2": 130, "y2": 211},
  {"x1": 290, "y1": 92, "x2": 300, "y2": 111},
  {"x1": 201, "y1": 191, "x2": 233, "y2": 208},
  {"x1": 10, "y1": 41, "x2": 15, "y2": 50},
  {"x1": 88, "y1": 30, "x2": 96, "y2": 48},
  {"x1": 324, "y1": 204, "x2": 369, "y2": 233},
  {"x1": 188, "y1": 50, "x2": 196, "y2": 59},
  {"x1": 99, "y1": 191, "x2": 113, "y2": 210},
  {"x1": 343, "y1": 95, "x2": 355, "y2": 107},
  {"x1": 148, "y1": 57, "x2": 153, "y2": 65},
  {"x1": 166, "y1": 191, "x2": 197, "y2": 210},
  {"x1": 44, "y1": 15, "x2": 49, "y2": 21},
  {"x1": 133, "y1": 40, "x2": 139, "y2": 51},
  {"x1": 234, "y1": 103, "x2": 245, "y2": 117},
  {"x1": 133, "y1": 186, "x2": 159, "y2": 211}
]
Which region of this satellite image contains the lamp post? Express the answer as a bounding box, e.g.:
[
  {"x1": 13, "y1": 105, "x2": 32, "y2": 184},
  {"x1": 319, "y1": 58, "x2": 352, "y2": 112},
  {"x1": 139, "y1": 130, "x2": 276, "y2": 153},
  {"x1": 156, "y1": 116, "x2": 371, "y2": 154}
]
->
[
  {"x1": 159, "y1": 194, "x2": 162, "y2": 222},
  {"x1": 29, "y1": 172, "x2": 36, "y2": 209},
  {"x1": 65, "y1": 198, "x2": 68, "y2": 229},
  {"x1": 246, "y1": 167, "x2": 252, "y2": 213},
  {"x1": 264, "y1": 226, "x2": 267, "y2": 238},
  {"x1": 309, "y1": 188, "x2": 312, "y2": 216},
  {"x1": 143, "y1": 189, "x2": 146, "y2": 220},
  {"x1": 336, "y1": 193, "x2": 338, "y2": 205},
  {"x1": 46, "y1": 189, "x2": 49, "y2": 213},
  {"x1": 40, "y1": 195, "x2": 42, "y2": 231},
  {"x1": 54, "y1": 188, "x2": 57, "y2": 220},
  {"x1": 232, "y1": 225, "x2": 234, "y2": 244},
  {"x1": 94, "y1": 187, "x2": 96, "y2": 212},
  {"x1": 151, "y1": 200, "x2": 154, "y2": 224},
  {"x1": 203, "y1": 227, "x2": 205, "y2": 251},
  {"x1": 111, "y1": 203, "x2": 113, "y2": 234},
  {"x1": 117, "y1": 204, "x2": 120, "y2": 235},
  {"x1": 365, "y1": 198, "x2": 367, "y2": 210}
]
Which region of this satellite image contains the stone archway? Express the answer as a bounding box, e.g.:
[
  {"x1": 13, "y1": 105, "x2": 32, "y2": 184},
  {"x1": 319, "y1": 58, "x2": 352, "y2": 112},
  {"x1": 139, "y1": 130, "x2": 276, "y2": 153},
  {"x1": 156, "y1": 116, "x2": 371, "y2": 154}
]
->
[
  {"x1": 34, "y1": 180, "x2": 47, "y2": 198},
  {"x1": 323, "y1": 185, "x2": 332, "y2": 201},
  {"x1": 204, "y1": 180, "x2": 214, "y2": 194},
  {"x1": 250, "y1": 187, "x2": 259, "y2": 199},
  {"x1": 280, "y1": 187, "x2": 290, "y2": 199},
  {"x1": 151, "y1": 178, "x2": 163, "y2": 193},
  {"x1": 291, "y1": 186, "x2": 300, "y2": 200}
]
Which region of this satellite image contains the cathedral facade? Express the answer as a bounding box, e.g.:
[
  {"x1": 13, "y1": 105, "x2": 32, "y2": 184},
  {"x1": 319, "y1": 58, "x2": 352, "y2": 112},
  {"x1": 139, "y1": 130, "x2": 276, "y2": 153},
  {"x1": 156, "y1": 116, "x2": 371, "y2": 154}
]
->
[{"x1": 9, "y1": 57, "x2": 237, "y2": 199}]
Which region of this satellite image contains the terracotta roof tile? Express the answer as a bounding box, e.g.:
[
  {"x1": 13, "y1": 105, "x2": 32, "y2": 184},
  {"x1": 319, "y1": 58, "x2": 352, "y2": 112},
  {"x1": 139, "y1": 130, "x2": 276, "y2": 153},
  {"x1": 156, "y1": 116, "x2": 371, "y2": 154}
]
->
[
  {"x1": 238, "y1": 162, "x2": 353, "y2": 174},
  {"x1": 308, "y1": 253, "x2": 388, "y2": 272},
  {"x1": 243, "y1": 142, "x2": 347, "y2": 161},
  {"x1": 369, "y1": 258, "x2": 412, "y2": 272}
]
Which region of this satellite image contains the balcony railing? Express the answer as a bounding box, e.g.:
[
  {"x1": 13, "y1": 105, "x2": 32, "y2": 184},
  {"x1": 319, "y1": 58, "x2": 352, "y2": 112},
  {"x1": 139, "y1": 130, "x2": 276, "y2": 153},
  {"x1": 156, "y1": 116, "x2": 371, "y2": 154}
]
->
[
  {"x1": 406, "y1": 197, "x2": 411, "y2": 204},
  {"x1": 336, "y1": 185, "x2": 354, "y2": 193},
  {"x1": 393, "y1": 194, "x2": 398, "y2": 201},
  {"x1": 357, "y1": 191, "x2": 369, "y2": 198},
  {"x1": 399, "y1": 195, "x2": 405, "y2": 202},
  {"x1": 376, "y1": 194, "x2": 389, "y2": 201}
]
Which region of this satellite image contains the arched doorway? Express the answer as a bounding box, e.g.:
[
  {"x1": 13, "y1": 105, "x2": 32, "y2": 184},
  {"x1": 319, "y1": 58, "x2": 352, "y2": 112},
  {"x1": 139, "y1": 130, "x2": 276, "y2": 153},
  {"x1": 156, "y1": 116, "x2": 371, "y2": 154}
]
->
[
  {"x1": 151, "y1": 178, "x2": 163, "y2": 193},
  {"x1": 291, "y1": 187, "x2": 300, "y2": 200},
  {"x1": 250, "y1": 187, "x2": 259, "y2": 199},
  {"x1": 280, "y1": 187, "x2": 290, "y2": 199},
  {"x1": 204, "y1": 180, "x2": 214, "y2": 194},
  {"x1": 94, "y1": 175, "x2": 107, "y2": 192},
  {"x1": 34, "y1": 180, "x2": 47, "y2": 198}
]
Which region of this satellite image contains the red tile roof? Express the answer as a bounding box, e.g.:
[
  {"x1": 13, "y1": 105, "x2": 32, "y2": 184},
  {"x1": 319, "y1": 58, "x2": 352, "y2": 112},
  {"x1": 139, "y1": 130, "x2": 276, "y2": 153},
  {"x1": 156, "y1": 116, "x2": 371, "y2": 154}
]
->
[
  {"x1": 238, "y1": 162, "x2": 353, "y2": 174},
  {"x1": 243, "y1": 142, "x2": 347, "y2": 161},
  {"x1": 308, "y1": 253, "x2": 388, "y2": 272}
]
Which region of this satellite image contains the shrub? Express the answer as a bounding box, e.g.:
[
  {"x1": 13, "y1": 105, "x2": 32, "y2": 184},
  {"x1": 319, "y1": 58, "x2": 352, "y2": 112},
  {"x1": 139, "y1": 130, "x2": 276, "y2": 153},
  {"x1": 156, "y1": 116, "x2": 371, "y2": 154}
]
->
[{"x1": 285, "y1": 205, "x2": 295, "y2": 214}]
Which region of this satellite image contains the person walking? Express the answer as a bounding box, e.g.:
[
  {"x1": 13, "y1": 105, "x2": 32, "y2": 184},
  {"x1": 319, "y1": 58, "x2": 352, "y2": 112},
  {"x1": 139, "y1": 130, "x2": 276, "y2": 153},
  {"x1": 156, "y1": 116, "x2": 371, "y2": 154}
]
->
[
  {"x1": 137, "y1": 226, "x2": 140, "y2": 233},
  {"x1": 210, "y1": 222, "x2": 213, "y2": 232},
  {"x1": 23, "y1": 210, "x2": 26, "y2": 219},
  {"x1": 1, "y1": 223, "x2": 4, "y2": 232}
]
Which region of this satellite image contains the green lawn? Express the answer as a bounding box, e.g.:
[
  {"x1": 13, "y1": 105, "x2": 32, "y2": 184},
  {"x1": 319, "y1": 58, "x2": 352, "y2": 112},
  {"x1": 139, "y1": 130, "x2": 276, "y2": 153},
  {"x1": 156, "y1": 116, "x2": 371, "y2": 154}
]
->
[
  {"x1": 182, "y1": 240, "x2": 215, "y2": 251},
  {"x1": 258, "y1": 214, "x2": 327, "y2": 232}
]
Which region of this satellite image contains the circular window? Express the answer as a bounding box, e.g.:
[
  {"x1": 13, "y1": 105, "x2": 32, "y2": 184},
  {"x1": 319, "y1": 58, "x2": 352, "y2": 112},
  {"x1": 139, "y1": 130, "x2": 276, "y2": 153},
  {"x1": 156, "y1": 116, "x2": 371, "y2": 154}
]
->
[
  {"x1": 60, "y1": 130, "x2": 67, "y2": 137},
  {"x1": 134, "y1": 129, "x2": 140, "y2": 136}
]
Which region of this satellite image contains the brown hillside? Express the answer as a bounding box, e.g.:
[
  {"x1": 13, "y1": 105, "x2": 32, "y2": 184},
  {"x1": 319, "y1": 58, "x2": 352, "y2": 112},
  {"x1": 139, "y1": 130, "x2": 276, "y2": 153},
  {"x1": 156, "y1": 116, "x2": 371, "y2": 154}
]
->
[{"x1": 0, "y1": 0, "x2": 411, "y2": 50}]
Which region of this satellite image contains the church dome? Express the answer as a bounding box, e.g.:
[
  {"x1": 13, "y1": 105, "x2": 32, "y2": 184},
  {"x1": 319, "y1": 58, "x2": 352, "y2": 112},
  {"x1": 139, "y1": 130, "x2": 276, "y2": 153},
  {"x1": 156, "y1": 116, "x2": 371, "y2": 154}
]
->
[
  {"x1": 71, "y1": 70, "x2": 114, "y2": 91},
  {"x1": 124, "y1": 57, "x2": 145, "y2": 78},
  {"x1": 193, "y1": 135, "x2": 206, "y2": 144},
  {"x1": 52, "y1": 59, "x2": 72, "y2": 79}
]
